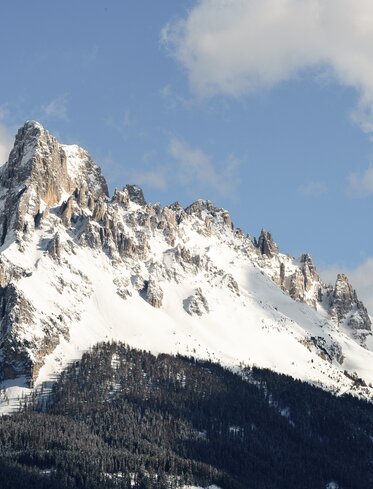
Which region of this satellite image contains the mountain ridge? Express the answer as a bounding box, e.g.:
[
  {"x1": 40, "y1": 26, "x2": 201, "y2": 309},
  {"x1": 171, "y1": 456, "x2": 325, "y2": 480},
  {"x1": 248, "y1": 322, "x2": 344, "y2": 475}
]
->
[{"x1": 0, "y1": 121, "x2": 372, "y2": 413}]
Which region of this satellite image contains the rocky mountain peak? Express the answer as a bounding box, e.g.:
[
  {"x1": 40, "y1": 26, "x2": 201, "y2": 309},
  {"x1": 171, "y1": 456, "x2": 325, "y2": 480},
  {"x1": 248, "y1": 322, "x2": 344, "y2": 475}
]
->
[
  {"x1": 15, "y1": 120, "x2": 45, "y2": 144},
  {"x1": 330, "y1": 273, "x2": 371, "y2": 342},
  {"x1": 0, "y1": 122, "x2": 373, "y2": 404},
  {"x1": 255, "y1": 229, "x2": 279, "y2": 257},
  {"x1": 0, "y1": 121, "x2": 108, "y2": 248},
  {"x1": 2, "y1": 120, "x2": 108, "y2": 199},
  {"x1": 15, "y1": 119, "x2": 45, "y2": 141},
  {"x1": 299, "y1": 253, "x2": 319, "y2": 287},
  {"x1": 124, "y1": 184, "x2": 146, "y2": 206},
  {"x1": 333, "y1": 274, "x2": 355, "y2": 302},
  {"x1": 184, "y1": 199, "x2": 233, "y2": 230},
  {"x1": 1, "y1": 120, "x2": 60, "y2": 191}
]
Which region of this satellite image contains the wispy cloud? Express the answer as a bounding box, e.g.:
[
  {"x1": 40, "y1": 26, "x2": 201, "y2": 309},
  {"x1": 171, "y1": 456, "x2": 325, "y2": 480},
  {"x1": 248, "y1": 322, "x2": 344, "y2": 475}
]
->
[
  {"x1": 347, "y1": 166, "x2": 373, "y2": 197},
  {"x1": 160, "y1": 84, "x2": 193, "y2": 110},
  {"x1": 0, "y1": 123, "x2": 13, "y2": 166},
  {"x1": 298, "y1": 180, "x2": 327, "y2": 197},
  {"x1": 162, "y1": 0, "x2": 373, "y2": 133},
  {"x1": 41, "y1": 95, "x2": 69, "y2": 121},
  {"x1": 122, "y1": 110, "x2": 133, "y2": 128},
  {"x1": 102, "y1": 152, "x2": 168, "y2": 193},
  {"x1": 129, "y1": 170, "x2": 167, "y2": 190},
  {"x1": 168, "y1": 138, "x2": 240, "y2": 197},
  {"x1": 0, "y1": 105, "x2": 10, "y2": 121},
  {"x1": 105, "y1": 111, "x2": 136, "y2": 140},
  {"x1": 103, "y1": 138, "x2": 240, "y2": 198}
]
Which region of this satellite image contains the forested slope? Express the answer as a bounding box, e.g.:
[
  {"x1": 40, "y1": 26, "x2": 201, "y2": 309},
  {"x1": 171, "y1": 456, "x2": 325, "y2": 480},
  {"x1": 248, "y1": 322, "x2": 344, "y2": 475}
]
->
[{"x1": 0, "y1": 342, "x2": 372, "y2": 488}]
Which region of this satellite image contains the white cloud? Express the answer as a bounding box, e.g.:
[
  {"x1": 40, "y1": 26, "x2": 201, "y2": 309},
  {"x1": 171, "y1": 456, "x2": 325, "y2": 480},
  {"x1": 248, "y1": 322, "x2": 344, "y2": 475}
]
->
[
  {"x1": 162, "y1": 0, "x2": 373, "y2": 131},
  {"x1": 160, "y1": 84, "x2": 193, "y2": 110},
  {"x1": 103, "y1": 152, "x2": 168, "y2": 192},
  {"x1": 320, "y1": 258, "x2": 373, "y2": 315},
  {"x1": 105, "y1": 111, "x2": 136, "y2": 141},
  {"x1": 0, "y1": 106, "x2": 10, "y2": 121},
  {"x1": 169, "y1": 138, "x2": 240, "y2": 196},
  {"x1": 0, "y1": 124, "x2": 13, "y2": 166},
  {"x1": 122, "y1": 110, "x2": 133, "y2": 128},
  {"x1": 129, "y1": 170, "x2": 167, "y2": 190},
  {"x1": 41, "y1": 95, "x2": 69, "y2": 121},
  {"x1": 298, "y1": 180, "x2": 327, "y2": 196},
  {"x1": 347, "y1": 166, "x2": 373, "y2": 197},
  {"x1": 109, "y1": 139, "x2": 240, "y2": 196}
]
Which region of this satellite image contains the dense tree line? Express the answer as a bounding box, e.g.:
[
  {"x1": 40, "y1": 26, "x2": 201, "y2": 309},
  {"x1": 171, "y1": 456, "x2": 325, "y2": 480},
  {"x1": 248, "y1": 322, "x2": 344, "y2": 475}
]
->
[{"x1": 0, "y1": 341, "x2": 372, "y2": 488}]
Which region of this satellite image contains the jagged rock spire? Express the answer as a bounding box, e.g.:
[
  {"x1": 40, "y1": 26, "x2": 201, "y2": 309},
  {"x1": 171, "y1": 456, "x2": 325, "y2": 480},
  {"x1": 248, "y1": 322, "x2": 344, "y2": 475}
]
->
[
  {"x1": 256, "y1": 229, "x2": 279, "y2": 257},
  {"x1": 2, "y1": 120, "x2": 108, "y2": 200},
  {"x1": 1, "y1": 120, "x2": 67, "y2": 198},
  {"x1": 184, "y1": 199, "x2": 233, "y2": 230},
  {"x1": 0, "y1": 121, "x2": 372, "y2": 397},
  {"x1": 330, "y1": 274, "x2": 371, "y2": 339},
  {"x1": 125, "y1": 184, "x2": 146, "y2": 206},
  {"x1": 0, "y1": 120, "x2": 108, "y2": 247}
]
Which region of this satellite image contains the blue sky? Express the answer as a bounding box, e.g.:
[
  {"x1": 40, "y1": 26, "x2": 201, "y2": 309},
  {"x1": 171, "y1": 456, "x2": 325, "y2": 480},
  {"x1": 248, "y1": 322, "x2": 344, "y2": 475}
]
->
[{"x1": 1, "y1": 1, "x2": 373, "y2": 305}]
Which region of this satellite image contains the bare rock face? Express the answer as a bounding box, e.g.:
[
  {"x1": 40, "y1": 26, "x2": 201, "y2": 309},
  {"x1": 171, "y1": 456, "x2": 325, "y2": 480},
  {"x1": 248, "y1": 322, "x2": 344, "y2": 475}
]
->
[
  {"x1": 0, "y1": 121, "x2": 108, "y2": 247},
  {"x1": 0, "y1": 261, "x2": 41, "y2": 379},
  {"x1": 1, "y1": 121, "x2": 70, "y2": 201},
  {"x1": 0, "y1": 257, "x2": 25, "y2": 288},
  {"x1": 221, "y1": 273, "x2": 240, "y2": 296},
  {"x1": 304, "y1": 335, "x2": 344, "y2": 365},
  {"x1": 289, "y1": 269, "x2": 306, "y2": 303},
  {"x1": 0, "y1": 121, "x2": 67, "y2": 245},
  {"x1": 140, "y1": 279, "x2": 163, "y2": 308},
  {"x1": 47, "y1": 233, "x2": 62, "y2": 260},
  {"x1": 0, "y1": 122, "x2": 111, "y2": 381},
  {"x1": 284, "y1": 254, "x2": 321, "y2": 308},
  {"x1": 61, "y1": 197, "x2": 74, "y2": 226},
  {"x1": 300, "y1": 254, "x2": 319, "y2": 288},
  {"x1": 331, "y1": 274, "x2": 358, "y2": 320},
  {"x1": 125, "y1": 184, "x2": 146, "y2": 206},
  {"x1": 112, "y1": 187, "x2": 130, "y2": 208},
  {"x1": 174, "y1": 246, "x2": 204, "y2": 272},
  {"x1": 330, "y1": 274, "x2": 371, "y2": 341},
  {"x1": 183, "y1": 288, "x2": 209, "y2": 316},
  {"x1": 255, "y1": 229, "x2": 279, "y2": 257},
  {"x1": 0, "y1": 120, "x2": 372, "y2": 394},
  {"x1": 185, "y1": 199, "x2": 215, "y2": 218},
  {"x1": 185, "y1": 199, "x2": 233, "y2": 233},
  {"x1": 167, "y1": 202, "x2": 186, "y2": 225},
  {"x1": 0, "y1": 280, "x2": 70, "y2": 384},
  {"x1": 267, "y1": 249, "x2": 321, "y2": 309},
  {"x1": 0, "y1": 284, "x2": 36, "y2": 381}
]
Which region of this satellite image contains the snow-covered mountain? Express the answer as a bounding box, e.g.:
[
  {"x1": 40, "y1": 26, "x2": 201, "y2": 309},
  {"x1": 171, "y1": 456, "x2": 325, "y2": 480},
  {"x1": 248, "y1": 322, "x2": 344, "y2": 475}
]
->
[{"x1": 0, "y1": 121, "x2": 372, "y2": 413}]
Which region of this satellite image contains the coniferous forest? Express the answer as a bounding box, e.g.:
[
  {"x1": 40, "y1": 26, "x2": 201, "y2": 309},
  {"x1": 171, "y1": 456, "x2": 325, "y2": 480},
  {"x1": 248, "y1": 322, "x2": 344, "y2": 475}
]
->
[{"x1": 0, "y1": 342, "x2": 372, "y2": 489}]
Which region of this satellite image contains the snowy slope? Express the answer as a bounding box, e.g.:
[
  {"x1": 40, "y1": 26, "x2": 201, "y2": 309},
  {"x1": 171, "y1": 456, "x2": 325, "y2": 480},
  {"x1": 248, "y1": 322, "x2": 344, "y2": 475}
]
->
[{"x1": 0, "y1": 121, "x2": 372, "y2": 414}]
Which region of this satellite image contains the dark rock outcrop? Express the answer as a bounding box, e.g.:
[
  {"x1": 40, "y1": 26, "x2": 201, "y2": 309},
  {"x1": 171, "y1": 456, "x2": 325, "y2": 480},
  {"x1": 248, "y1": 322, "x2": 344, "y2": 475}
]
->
[
  {"x1": 140, "y1": 279, "x2": 163, "y2": 308},
  {"x1": 183, "y1": 288, "x2": 209, "y2": 316},
  {"x1": 125, "y1": 184, "x2": 146, "y2": 206},
  {"x1": 0, "y1": 120, "x2": 371, "y2": 390},
  {"x1": 330, "y1": 274, "x2": 371, "y2": 340},
  {"x1": 0, "y1": 121, "x2": 108, "y2": 247},
  {"x1": 255, "y1": 229, "x2": 279, "y2": 257}
]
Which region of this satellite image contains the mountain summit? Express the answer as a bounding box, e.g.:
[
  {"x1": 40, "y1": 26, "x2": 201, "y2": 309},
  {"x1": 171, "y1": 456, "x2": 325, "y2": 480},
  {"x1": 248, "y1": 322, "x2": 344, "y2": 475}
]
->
[{"x1": 0, "y1": 122, "x2": 372, "y2": 412}]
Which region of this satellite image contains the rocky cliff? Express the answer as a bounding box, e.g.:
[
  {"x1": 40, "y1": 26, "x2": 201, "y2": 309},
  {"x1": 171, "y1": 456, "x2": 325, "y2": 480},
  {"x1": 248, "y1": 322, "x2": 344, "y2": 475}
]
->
[{"x1": 0, "y1": 121, "x2": 372, "y2": 411}]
